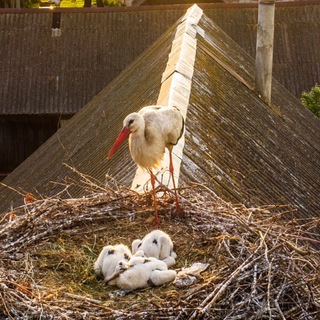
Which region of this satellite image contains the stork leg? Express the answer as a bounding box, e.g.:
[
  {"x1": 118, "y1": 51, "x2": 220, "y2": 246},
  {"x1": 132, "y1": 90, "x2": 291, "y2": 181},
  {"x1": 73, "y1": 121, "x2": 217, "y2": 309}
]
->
[
  {"x1": 149, "y1": 169, "x2": 160, "y2": 227},
  {"x1": 169, "y1": 150, "x2": 182, "y2": 215}
]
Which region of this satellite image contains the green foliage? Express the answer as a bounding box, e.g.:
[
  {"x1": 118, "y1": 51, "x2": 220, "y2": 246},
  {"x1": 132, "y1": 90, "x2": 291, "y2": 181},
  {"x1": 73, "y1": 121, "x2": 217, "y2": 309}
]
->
[
  {"x1": 301, "y1": 84, "x2": 320, "y2": 118},
  {"x1": 103, "y1": 0, "x2": 122, "y2": 6}
]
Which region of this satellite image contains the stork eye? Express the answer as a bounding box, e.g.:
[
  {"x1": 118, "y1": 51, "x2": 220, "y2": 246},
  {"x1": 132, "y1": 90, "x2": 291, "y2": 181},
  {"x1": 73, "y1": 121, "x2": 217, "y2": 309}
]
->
[{"x1": 128, "y1": 119, "x2": 134, "y2": 126}]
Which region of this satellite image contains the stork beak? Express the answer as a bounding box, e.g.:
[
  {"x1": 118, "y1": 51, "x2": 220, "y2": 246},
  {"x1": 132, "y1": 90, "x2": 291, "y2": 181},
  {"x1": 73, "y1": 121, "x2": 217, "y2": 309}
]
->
[{"x1": 107, "y1": 127, "x2": 131, "y2": 159}]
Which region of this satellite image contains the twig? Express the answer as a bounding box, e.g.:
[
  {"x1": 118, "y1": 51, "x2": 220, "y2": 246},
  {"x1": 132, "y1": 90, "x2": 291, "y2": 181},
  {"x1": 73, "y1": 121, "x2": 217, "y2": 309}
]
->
[{"x1": 191, "y1": 238, "x2": 266, "y2": 319}]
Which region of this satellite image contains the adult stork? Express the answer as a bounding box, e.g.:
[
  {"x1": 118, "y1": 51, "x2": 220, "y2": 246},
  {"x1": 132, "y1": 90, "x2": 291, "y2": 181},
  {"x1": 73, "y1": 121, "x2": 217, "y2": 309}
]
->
[{"x1": 107, "y1": 105, "x2": 184, "y2": 225}]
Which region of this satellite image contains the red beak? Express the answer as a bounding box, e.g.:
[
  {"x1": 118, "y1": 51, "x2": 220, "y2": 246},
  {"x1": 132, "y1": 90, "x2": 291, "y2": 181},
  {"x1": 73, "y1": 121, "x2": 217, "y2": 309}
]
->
[{"x1": 107, "y1": 127, "x2": 131, "y2": 159}]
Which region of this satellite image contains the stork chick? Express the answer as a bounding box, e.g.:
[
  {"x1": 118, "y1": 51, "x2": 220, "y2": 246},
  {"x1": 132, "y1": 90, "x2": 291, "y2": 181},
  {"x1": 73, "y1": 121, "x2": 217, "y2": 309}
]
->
[
  {"x1": 94, "y1": 244, "x2": 132, "y2": 285},
  {"x1": 107, "y1": 105, "x2": 184, "y2": 225},
  {"x1": 132, "y1": 230, "x2": 177, "y2": 268},
  {"x1": 108, "y1": 256, "x2": 177, "y2": 290}
]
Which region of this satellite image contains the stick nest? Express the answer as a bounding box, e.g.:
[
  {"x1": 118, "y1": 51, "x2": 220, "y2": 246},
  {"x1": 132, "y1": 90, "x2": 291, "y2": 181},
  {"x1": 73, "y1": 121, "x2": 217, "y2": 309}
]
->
[{"x1": 0, "y1": 173, "x2": 319, "y2": 319}]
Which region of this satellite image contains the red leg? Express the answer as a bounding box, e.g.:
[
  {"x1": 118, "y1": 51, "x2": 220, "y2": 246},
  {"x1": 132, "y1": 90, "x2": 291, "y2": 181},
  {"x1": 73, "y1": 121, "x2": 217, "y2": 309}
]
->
[
  {"x1": 169, "y1": 150, "x2": 181, "y2": 214},
  {"x1": 149, "y1": 169, "x2": 160, "y2": 227}
]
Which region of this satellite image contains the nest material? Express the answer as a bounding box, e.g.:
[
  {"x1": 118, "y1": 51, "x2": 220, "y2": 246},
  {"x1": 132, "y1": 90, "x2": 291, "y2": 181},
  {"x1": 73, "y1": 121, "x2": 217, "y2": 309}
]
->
[{"x1": 0, "y1": 174, "x2": 319, "y2": 320}]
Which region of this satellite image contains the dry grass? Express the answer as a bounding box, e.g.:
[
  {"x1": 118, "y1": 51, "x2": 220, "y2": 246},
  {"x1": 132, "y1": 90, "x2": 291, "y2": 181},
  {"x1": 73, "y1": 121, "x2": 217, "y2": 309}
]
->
[{"x1": 0, "y1": 172, "x2": 319, "y2": 319}]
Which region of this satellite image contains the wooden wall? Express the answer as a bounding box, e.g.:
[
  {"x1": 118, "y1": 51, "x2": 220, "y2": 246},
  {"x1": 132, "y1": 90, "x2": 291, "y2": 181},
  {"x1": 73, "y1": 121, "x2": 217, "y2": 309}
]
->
[{"x1": 0, "y1": 115, "x2": 71, "y2": 179}]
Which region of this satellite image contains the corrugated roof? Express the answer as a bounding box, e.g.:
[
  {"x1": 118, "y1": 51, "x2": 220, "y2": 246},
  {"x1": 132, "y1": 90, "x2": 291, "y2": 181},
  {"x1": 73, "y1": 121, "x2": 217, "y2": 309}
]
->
[
  {"x1": 1, "y1": 2, "x2": 319, "y2": 114},
  {"x1": 0, "y1": 5, "x2": 319, "y2": 243},
  {"x1": 182, "y1": 13, "x2": 320, "y2": 216},
  {"x1": 0, "y1": 13, "x2": 178, "y2": 205},
  {"x1": 0, "y1": 8, "x2": 184, "y2": 115}
]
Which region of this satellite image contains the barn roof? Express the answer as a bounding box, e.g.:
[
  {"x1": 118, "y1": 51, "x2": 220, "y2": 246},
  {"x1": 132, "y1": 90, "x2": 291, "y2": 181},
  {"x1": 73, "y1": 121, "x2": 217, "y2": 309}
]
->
[
  {"x1": 0, "y1": 1, "x2": 319, "y2": 115},
  {"x1": 0, "y1": 5, "x2": 319, "y2": 243}
]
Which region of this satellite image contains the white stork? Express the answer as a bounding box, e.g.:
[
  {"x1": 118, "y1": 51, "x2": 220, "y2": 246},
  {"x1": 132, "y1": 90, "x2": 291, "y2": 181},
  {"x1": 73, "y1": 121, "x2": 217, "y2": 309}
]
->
[
  {"x1": 132, "y1": 230, "x2": 177, "y2": 268},
  {"x1": 93, "y1": 244, "x2": 132, "y2": 284},
  {"x1": 107, "y1": 105, "x2": 184, "y2": 225},
  {"x1": 107, "y1": 256, "x2": 177, "y2": 290}
]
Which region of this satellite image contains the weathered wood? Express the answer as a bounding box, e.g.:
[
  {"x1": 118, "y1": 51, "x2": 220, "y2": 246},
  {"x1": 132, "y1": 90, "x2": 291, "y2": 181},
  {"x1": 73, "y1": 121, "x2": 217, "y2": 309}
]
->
[
  {"x1": 0, "y1": 5, "x2": 319, "y2": 247},
  {"x1": 255, "y1": 0, "x2": 275, "y2": 105},
  {"x1": 1, "y1": 3, "x2": 320, "y2": 115},
  {"x1": 0, "y1": 115, "x2": 65, "y2": 176}
]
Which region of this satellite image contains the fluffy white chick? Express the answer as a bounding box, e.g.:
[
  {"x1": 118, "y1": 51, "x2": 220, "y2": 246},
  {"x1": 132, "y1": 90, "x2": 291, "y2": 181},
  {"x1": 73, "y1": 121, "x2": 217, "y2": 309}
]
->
[
  {"x1": 132, "y1": 230, "x2": 177, "y2": 267},
  {"x1": 108, "y1": 256, "x2": 176, "y2": 290},
  {"x1": 94, "y1": 244, "x2": 132, "y2": 284}
]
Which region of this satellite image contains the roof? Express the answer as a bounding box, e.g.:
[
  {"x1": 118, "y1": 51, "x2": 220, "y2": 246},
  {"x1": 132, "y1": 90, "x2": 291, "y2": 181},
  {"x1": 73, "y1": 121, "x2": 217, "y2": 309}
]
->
[
  {"x1": 0, "y1": 7, "x2": 182, "y2": 115},
  {"x1": 0, "y1": 1, "x2": 319, "y2": 115},
  {"x1": 0, "y1": 5, "x2": 319, "y2": 243}
]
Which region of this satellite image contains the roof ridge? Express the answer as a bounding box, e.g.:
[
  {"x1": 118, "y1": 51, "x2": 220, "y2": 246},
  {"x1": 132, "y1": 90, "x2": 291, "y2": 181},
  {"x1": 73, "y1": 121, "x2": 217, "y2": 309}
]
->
[{"x1": 131, "y1": 4, "x2": 203, "y2": 194}]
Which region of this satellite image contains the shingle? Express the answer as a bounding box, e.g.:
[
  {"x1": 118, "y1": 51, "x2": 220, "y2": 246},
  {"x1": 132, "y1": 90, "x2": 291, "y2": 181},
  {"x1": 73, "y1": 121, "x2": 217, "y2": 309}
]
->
[
  {"x1": 1, "y1": 3, "x2": 320, "y2": 115},
  {"x1": 0, "y1": 5, "x2": 319, "y2": 246}
]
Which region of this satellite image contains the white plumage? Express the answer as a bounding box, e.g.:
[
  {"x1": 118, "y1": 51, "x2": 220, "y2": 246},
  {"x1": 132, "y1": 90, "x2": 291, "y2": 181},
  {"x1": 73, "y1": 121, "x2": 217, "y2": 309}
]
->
[
  {"x1": 108, "y1": 255, "x2": 177, "y2": 290},
  {"x1": 93, "y1": 244, "x2": 132, "y2": 284},
  {"x1": 107, "y1": 105, "x2": 184, "y2": 224},
  {"x1": 132, "y1": 230, "x2": 177, "y2": 268},
  {"x1": 126, "y1": 106, "x2": 184, "y2": 169}
]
